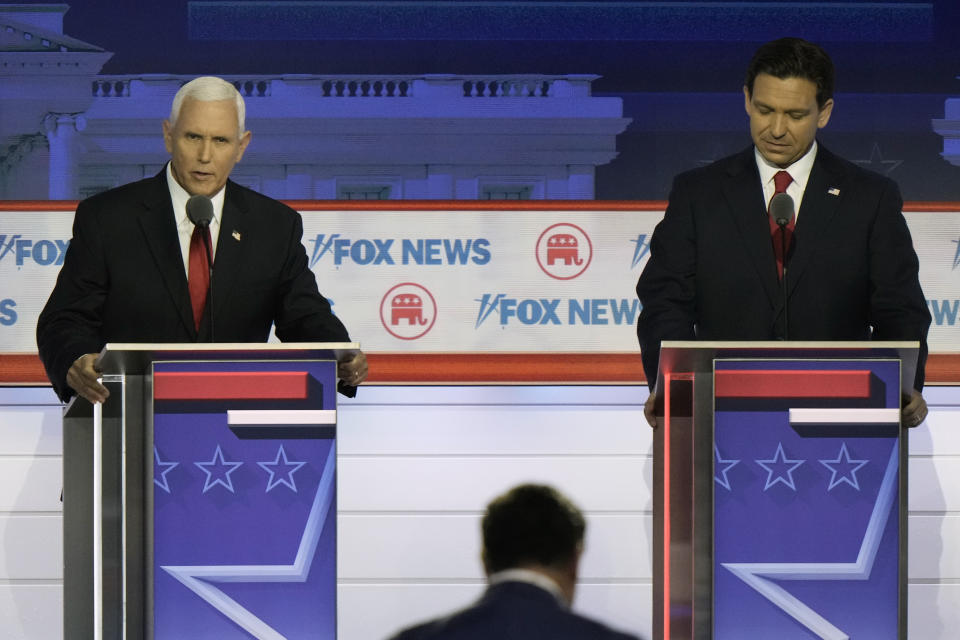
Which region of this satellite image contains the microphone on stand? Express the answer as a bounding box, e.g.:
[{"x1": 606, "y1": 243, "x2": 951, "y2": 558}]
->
[
  {"x1": 186, "y1": 194, "x2": 215, "y2": 342},
  {"x1": 769, "y1": 192, "x2": 795, "y2": 340}
]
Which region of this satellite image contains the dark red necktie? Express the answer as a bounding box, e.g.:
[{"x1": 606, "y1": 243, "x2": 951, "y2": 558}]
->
[
  {"x1": 188, "y1": 225, "x2": 211, "y2": 330},
  {"x1": 769, "y1": 170, "x2": 794, "y2": 280}
]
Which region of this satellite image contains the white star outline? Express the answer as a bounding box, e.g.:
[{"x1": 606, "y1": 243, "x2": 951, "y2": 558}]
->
[
  {"x1": 714, "y1": 444, "x2": 740, "y2": 491},
  {"x1": 723, "y1": 444, "x2": 899, "y2": 640},
  {"x1": 194, "y1": 445, "x2": 243, "y2": 494},
  {"x1": 756, "y1": 442, "x2": 805, "y2": 491},
  {"x1": 162, "y1": 445, "x2": 335, "y2": 640},
  {"x1": 258, "y1": 444, "x2": 307, "y2": 493},
  {"x1": 154, "y1": 447, "x2": 179, "y2": 494},
  {"x1": 820, "y1": 442, "x2": 869, "y2": 491}
]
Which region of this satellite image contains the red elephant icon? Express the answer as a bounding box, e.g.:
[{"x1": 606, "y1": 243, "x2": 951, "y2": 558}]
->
[
  {"x1": 391, "y1": 294, "x2": 429, "y2": 325},
  {"x1": 546, "y1": 233, "x2": 583, "y2": 266}
]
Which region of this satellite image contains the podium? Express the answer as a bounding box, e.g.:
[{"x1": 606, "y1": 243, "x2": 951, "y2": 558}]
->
[
  {"x1": 651, "y1": 341, "x2": 917, "y2": 640},
  {"x1": 62, "y1": 342, "x2": 357, "y2": 640}
]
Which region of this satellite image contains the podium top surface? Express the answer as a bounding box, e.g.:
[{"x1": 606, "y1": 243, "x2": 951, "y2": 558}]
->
[
  {"x1": 657, "y1": 340, "x2": 920, "y2": 394},
  {"x1": 96, "y1": 342, "x2": 360, "y2": 375}
]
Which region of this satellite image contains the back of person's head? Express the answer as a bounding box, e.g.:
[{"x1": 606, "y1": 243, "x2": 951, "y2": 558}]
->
[
  {"x1": 169, "y1": 76, "x2": 246, "y2": 133},
  {"x1": 482, "y1": 483, "x2": 586, "y2": 574},
  {"x1": 744, "y1": 37, "x2": 835, "y2": 108}
]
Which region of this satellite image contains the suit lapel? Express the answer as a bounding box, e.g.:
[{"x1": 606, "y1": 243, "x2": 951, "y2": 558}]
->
[
  {"x1": 720, "y1": 149, "x2": 780, "y2": 309},
  {"x1": 137, "y1": 171, "x2": 197, "y2": 338},
  {"x1": 211, "y1": 182, "x2": 247, "y2": 321},
  {"x1": 786, "y1": 146, "x2": 846, "y2": 296}
]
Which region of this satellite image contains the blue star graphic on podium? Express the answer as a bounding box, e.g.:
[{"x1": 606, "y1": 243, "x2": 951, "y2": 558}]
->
[
  {"x1": 162, "y1": 446, "x2": 336, "y2": 639},
  {"x1": 820, "y1": 442, "x2": 869, "y2": 491},
  {"x1": 756, "y1": 442, "x2": 805, "y2": 491},
  {"x1": 712, "y1": 358, "x2": 903, "y2": 639},
  {"x1": 154, "y1": 447, "x2": 179, "y2": 494},
  {"x1": 714, "y1": 444, "x2": 740, "y2": 491},
  {"x1": 152, "y1": 360, "x2": 340, "y2": 639},
  {"x1": 258, "y1": 444, "x2": 307, "y2": 493},
  {"x1": 195, "y1": 445, "x2": 243, "y2": 494}
]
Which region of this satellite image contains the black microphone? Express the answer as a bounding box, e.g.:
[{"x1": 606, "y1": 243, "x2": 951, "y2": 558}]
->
[
  {"x1": 770, "y1": 192, "x2": 795, "y2": 227},
  {"x1": 186, "y1": 194, "x2": 214, "y2": 228},
  {"x1": 186, "y1": 195, "x2": 215, "y2": 341},
  {"x1": 769, "y1": 192, "x2": 795, "y2": 340}
]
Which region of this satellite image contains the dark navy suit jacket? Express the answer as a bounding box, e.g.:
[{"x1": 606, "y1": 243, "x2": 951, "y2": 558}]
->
[
  {"x1": 37, "y1": 169, "x2": 350, "y2": 401},
  {"x1": 387, "y1": 581, "x2": 643, "y2": 640},
  {"x1": 636, "y1": 144, "x2": 930, "y2": 390}
]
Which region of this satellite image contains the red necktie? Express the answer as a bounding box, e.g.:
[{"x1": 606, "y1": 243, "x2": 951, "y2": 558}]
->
[
  {"x1": 769, "y1": 170, "x2": 794, "y2": 280},
  {"x1": 188, "y1": 225, "x2": 211, "y2": 330}
]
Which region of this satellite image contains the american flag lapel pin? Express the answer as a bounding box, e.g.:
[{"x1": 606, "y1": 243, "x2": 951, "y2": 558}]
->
[
  {"x1": 827, "y1": 187, "x2": 840, "y2": 196},
  {"x1": 232, "y1": 230, "x2": 242, "y2": 241}
]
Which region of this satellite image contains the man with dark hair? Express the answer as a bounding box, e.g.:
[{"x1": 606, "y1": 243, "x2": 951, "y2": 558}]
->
[
  {"x1": 636, "y1": 37, "x2": 930, "y2": 427},
  {"x1": 388, "y1": 484, "x2": 642, "y2": 640}
]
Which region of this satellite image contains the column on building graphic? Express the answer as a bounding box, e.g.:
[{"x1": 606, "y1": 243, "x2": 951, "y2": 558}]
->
[{"x1": 0, "y1": 4, "x2": 112, "y2": 199}]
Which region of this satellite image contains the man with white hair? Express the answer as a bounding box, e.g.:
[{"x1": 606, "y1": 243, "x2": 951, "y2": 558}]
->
[{"x1": 37, "y1": 76, "x2": 368, "y2": 402}]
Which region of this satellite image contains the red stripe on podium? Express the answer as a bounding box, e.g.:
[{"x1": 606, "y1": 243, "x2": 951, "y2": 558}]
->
[
  {"x1": 7, "y1": 353, "x2": 960, "y2": 385},
  {"x1": 714, "y1": 370, "x2": 872, "y2": 398},
  {"x1": 153, "y1": 371, "x2": 310, "y2": 400}
]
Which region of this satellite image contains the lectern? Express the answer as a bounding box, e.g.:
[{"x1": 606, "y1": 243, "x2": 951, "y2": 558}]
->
[
  {"x1": 652, "y1": 341, "x2": 917, "y2": 640},
  {"x1": 62, "y1": 342, "x2": 357, "y2": 639}
]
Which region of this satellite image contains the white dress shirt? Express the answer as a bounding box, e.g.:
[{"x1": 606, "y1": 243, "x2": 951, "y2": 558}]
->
[
  {"x1": 166, "y1": 162, "x2": 225, "y2": 277},
  {"x1": 755, "y1": 140, "x2": 818, "y2": 223},
  {"x1": 487, "y1": 568, "x2": 568, "y2": 607}
]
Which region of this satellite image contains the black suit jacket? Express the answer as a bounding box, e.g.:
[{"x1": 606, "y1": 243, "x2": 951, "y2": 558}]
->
[
  {"x1": 37, "y1": 169, "x2": 350, "y2": 401},
  {"x1": 387, "y1": 581, "x2": 642, "y2": 640},
  {"x1": 636, "y1": 145, "x2": 930, "y2": 390}
]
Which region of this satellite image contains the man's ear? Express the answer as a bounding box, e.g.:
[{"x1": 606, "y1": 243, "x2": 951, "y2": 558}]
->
[
  {"x1": 162, "y1": 120, "x2": 173, "y2": 154},
  {"x1": 236, "y1": 130, "x2": 252, "y2": 162},
  {"x1": 816, "y1": 98, "x2": 835, "y2": 129}
]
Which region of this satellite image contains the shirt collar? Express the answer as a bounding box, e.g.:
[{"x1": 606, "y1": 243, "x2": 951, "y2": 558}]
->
[
  {"x1": 754, "y1": 140, "x2": 818, "y2": 193},
  {"x1": 166, "y1": 162, "x2": 226, "y2": 229},
  {"x1": 487, "y1": 568, "x2": 568, "y2": 607}
]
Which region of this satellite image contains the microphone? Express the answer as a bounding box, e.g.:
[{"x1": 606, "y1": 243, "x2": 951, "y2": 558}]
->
[
  {"x1": 769, "y1": 192, "x2": 795, "y2": 227},
  {"x1": 186, "y1": 195, "x2": 215, "y2": 341},
  {"x1": 769, "y1": 192, "x2": 795, "y2": 340},
  {"x1": 186, "y1": 194, "x2": 214, "y2": 228}
]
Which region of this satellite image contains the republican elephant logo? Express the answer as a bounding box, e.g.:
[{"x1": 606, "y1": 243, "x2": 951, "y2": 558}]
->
[
  {"x1": 380, "y1": 283, "x2": 437, "y2": 340},
  {"x1": 391, "y1": 294, "x2": 429, "y2": 326},
  {"x1": 546, "y1": 233, "x2": 583, "y2": 266},
  {"x1": 536, "y1": 223, "x2": 593, "y2": 280}
]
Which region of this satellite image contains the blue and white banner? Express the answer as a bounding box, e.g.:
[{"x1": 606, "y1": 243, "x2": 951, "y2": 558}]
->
[{"x1": 2, "y1": 207, "x2": 959, "y2": 353}]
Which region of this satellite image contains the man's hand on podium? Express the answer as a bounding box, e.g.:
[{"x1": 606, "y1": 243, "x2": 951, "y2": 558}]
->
[
  {"x1": 337, "y1": 351, "x2": 369, "y2": 387},
  {"x1": 67, "y1": 353, "x2": 110, "y2": 404},
  {"x1": 644, "y1": 391, "x2": 657, "y2": 428},
  {"x1": 902, "y1": 388, "x2": 928, "y2": 428}
]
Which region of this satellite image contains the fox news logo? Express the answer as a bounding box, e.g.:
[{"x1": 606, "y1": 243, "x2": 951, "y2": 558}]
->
[
  {"x1": 631, "y1": 233, "x2": 651, "y2": 269},
  {"x1": 0, "y1": 235, "x2": 69, "y2": 268},
  {"x1": 475, "y1": 294, "x2": 639, "y2": 327},
  {"x1": 535, "y1": 223, "x2": 592, "y2": 280},
  {"x1": 309, "y1": 234, "x2": 490, "y2": 268},
  {"x1": 380, "y1": 283, "x2": 437, "y2": 340}
]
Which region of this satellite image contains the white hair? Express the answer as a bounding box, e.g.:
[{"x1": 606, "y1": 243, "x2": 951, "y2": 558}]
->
[{"x1": 169, "y1": 76, "x2": 246, "y2": 134}]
